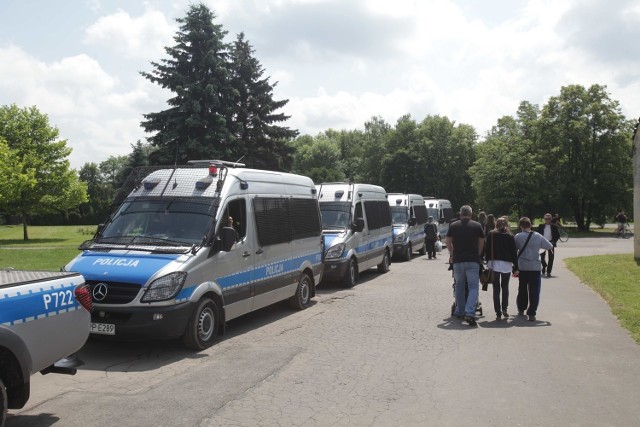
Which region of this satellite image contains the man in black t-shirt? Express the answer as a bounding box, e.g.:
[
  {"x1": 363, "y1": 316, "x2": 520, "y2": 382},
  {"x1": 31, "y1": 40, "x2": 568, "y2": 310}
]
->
[{"x1": 445, "y1": 205, "x2": 485, "y2": 326}]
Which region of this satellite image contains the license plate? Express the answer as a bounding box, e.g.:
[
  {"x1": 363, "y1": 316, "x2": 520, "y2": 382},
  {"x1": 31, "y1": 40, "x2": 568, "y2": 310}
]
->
[{"x1": 90, "y1": 322, "x2": 115, "y2": 335}]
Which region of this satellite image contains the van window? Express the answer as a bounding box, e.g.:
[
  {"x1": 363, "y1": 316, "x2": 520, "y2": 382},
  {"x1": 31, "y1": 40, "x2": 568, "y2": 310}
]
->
[
  {"x1": 253, "y1": 197, "x2": 321, "y2": 246},
  {"x1": 291, "y1": 198, "x2": 321, "y2": 239},
  {"x1": 101, "y1": 197, "x2": 215, "y2": 245},
  {"x1": 413, "y1": 204, "x2": 428, "y2": 224},
  {"x1": 254, "y1": 198, "x2": 291, "y2": 246},
  {"x1": 442, "y1": 207, "x2": 454, "y2": 222},
  {"x1": 224, "y1": 198, "x2": 247, "y2": 240},
  {"x1": 390, "y1": 206, "x2": 408, "y2": 224},
  {"x1": 319, "y1": 202, "x2": 351, "y2": 229},
  {"x1": 364, "y1": 200, "x2": 392, "y2": 230},
  {"x1": 354, "y1": 202, "x2": 363, "y2": 222}
]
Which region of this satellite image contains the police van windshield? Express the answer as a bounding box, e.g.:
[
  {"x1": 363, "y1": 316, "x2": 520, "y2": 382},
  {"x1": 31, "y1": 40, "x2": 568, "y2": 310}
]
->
[
  {"x1": 319, "y1": 202, "x2": 351, "y2": 230},
  {"x1": 99, "y1": 198, "x2": 216, "y2": 246},
  {"x1": 390, "y1": 206, "x2": 409, "y2": 224}
]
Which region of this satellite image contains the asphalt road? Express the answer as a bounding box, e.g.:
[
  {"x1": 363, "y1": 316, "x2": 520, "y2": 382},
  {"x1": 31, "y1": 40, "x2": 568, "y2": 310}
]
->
[{"x1": 6, "y1": 236, "x2": 638, "y2": 427}]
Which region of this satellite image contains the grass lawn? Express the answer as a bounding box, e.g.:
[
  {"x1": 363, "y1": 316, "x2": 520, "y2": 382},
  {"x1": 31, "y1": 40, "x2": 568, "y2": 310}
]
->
[
  {"x1": 0, "y1": 225, "x2": 96, "y2": 270},
  {"x1": 565, "y1": 254, "x2": 640, "y2": 344}
]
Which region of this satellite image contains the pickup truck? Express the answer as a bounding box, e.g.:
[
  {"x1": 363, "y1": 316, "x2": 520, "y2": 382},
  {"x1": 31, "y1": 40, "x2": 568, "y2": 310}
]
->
[{"x1": 0, "y1": 269, "x2": 92, "y2": 426}]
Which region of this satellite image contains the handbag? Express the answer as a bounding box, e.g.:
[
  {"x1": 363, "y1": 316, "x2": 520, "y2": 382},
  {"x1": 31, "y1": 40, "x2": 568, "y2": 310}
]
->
[
  {"x1": 480, "y1": 266, "x2": 493, "y2": 290},
  {"x1": 479, "y1": 233, "x2": 495, "y2": 290},
  {"x1": 435, "y1": 240, "x2": 443, "y2": 252}
]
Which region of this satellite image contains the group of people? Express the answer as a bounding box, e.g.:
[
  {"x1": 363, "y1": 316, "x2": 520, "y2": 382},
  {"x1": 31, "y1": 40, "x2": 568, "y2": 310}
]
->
[{"x1": 445, "y1": 206, "x2": 558, "y2": 326}]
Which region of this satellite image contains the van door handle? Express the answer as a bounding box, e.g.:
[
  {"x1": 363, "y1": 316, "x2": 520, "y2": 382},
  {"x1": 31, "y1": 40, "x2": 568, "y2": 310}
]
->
[
  {"x1": 255, "y1": 249, "x2": 264, "y2": 255},
  {"x1": 242, "y1": 251, "x2": 251, "y2": 258}
]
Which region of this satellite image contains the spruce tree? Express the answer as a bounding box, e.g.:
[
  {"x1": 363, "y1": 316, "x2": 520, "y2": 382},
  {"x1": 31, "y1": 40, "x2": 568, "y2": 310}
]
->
[
  {"x1": 141, "y1": 4, "x2": 234, "y2": 165},
  {"x1": 228, "y1": 32, "x2": 298, "y2": 170}
]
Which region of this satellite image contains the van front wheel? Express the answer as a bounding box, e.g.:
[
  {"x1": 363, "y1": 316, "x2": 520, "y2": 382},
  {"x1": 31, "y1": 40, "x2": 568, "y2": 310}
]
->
[
  {"x1": 290, "y1": 273, "x2": 312, "y2": 310},
  {"x1": 183, "y1": 297, "x2": 219, "y2": 351},
  {"x1": 1, "y1": 377, "x2": 7, "y2": 427},
  {"x1": 377, "y1": 249, "x2": 390, "y2": 273},
  {"x1": 403, "y1": 244, "x2": 412, "y2": 261},
  {"x1": 343, "y1": 258, "x2": 358, "y2": 288}
]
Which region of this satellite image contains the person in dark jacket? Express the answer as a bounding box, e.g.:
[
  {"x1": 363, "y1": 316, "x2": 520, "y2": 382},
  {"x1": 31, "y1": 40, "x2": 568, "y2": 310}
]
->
[
  {"x1": 424, "y1": 216, "x2": 439, "y2": 259},
  {"x1": 485, "y1": 217, "x2": 519, "y2": 319},
  {"x1": 536, "y1": 213, "x2": 560, "y2": 277}
]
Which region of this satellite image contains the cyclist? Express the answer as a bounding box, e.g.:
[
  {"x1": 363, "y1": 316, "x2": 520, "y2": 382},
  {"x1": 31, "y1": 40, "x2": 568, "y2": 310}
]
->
[{"x1": 615, "y1": 210, "x2": 628, "y2": 234}]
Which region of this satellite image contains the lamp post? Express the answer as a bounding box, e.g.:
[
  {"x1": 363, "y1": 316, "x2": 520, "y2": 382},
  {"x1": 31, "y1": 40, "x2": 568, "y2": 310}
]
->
[{"x1": 633, "y1": 117, "x2": 640, "y2": 261}]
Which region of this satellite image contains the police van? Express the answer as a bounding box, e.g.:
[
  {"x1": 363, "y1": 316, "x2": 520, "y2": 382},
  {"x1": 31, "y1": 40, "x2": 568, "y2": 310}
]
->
[
  {"x1": 388, "y1": 193, "x2": 429, "y2": 261},
  {"x1": 316, "y1": 182, "x2": 393, "y2": 288},
  {"x1": 64, "y1": 161, "x2": 323, "y2": 350},
  {"x1": 423, "y1": 197, "x2": 454, "y2": 239}
]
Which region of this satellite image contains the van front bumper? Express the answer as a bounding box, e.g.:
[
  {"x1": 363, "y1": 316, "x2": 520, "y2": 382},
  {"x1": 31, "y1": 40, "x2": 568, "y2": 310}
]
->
[
  {"x1": 393, "y1": 241, "x2": 410, "y2": 255},
  {"x1": 90, "y1": 302, "x2": 195, "y2": 341},
  {"x1": 320, "y1": 259, "x2": 349, "y2": 283}
]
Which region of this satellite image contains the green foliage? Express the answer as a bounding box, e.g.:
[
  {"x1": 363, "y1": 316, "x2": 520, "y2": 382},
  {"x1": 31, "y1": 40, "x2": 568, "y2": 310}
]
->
[
  {"x1": 141, "y1": 4, "x2": 234, "y2": 165},
  {"x1": 0, "y1": 104, "x2": 88, "y2": 239},
  {"x1": 538, "y1": 84, "x2": 632, "y2": 230},
  {"x1": 470, "y1": 86, "x2": 633, "y2": 225},
  {"x1": 565, "y1": 254, "x2": 640, "y2": 344},
  {"x1": 141, "y1": 4, "x2": 296, "y2": 169},
  {"x1": 228, "y1": 32, "x2": 297, "y2": 170}
]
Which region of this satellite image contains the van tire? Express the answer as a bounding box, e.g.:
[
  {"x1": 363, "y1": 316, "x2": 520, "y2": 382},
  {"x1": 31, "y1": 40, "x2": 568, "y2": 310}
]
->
[
  {"x1": 343, "y1": 258, "x2": 358, "y2": 288},
  {"x1": 419, "y1": 241, "x2": 427, "y2": 255},
  {"x1": 403, "y1": 244, "x2": 412, "y2": 261},
  {"x1": 290, "y1": 273, "x2": 312, "y2": 310},
  {"x1": 1, "y1": 377, "x2": 7, "y2": 427},
  {"x1": 377, "y1": 249, "x2": 390, "y2": 273},
  {"x1": 183, "y1": 297, "x2": 219, "y2": 351}
]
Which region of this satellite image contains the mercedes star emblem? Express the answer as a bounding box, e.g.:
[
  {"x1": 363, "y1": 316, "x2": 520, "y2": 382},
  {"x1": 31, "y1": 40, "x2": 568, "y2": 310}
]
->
[{"x1": 92, "y1": 283, "x2": 108, "y2": 302}]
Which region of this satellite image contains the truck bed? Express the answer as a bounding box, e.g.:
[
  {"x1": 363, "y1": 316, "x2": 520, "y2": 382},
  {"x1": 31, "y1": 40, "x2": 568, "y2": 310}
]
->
[{"x1": 0, "y1": 270, "x2": 79, "y2": 287}]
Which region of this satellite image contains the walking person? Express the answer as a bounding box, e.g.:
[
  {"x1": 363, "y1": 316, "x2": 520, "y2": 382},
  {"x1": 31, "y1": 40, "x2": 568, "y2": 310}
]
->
[
  {"x1": 515, "y1": 217, "x2": 554, "y2": 321},
  {"x1": 537, "y1": 213, "x2": 560, "y2": 277},
  {"x1": 424, "y1": 216, "x2": 439, "y2": 259},
  {"x1": 445, "y1": 205, "x2": 485, "y2": 326},
  {"x1": 485, "y1": 217, "x2": 518, "y2": 319}
]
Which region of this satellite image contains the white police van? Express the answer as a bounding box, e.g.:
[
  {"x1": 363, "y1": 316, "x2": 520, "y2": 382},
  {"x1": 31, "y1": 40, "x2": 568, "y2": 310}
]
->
[
  {"x1": 423, "y1": 197, "x2": 454, "y2": 239},
  {"x1": 316, "y1": 182, "x2": 393, "y2": 288},
  {"x1": 64, "y1": 161, "x2": 323, "y2": 350},
  {"x1": 388, "y1": 193, "x2": 429, "y2": 261}
]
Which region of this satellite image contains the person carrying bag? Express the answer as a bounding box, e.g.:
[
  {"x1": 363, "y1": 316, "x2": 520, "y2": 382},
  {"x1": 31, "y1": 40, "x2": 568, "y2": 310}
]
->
[{"x1": 485, "y1": 217, "x2": 519, "y2": 319}]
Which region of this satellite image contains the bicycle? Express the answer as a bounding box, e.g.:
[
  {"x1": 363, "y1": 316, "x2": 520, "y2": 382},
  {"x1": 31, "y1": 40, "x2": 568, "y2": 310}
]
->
[
  {"x1": 614, "y1": 223, "x2": 633, "y2": 239},
  {"x1": 558, "y1": 228, "x2": 569, "y2": 243}
]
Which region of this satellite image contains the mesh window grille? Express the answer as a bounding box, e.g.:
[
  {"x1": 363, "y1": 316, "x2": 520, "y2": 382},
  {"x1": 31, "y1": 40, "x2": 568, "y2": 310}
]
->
[
  {"x1": 254, "y1": 197, "x2": 321, "y2": 246},
  {"x1": 254, "y1": 198, "x2": 292, "y2": 246},
  {"x1": 413, "y1": 204, "x2": 428, "y2": 224},
  {"x1": 291, "y1": 199, "x2": 322, "y2": 239},
  {"x1": 364, "y1": 201, "x2": 381, "y2": 230}
]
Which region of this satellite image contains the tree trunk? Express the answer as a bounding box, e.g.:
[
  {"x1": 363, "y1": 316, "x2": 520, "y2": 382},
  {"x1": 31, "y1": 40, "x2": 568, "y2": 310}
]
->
[{"x1": 22, "y1": 213, "x2": 29, "y2": 240}]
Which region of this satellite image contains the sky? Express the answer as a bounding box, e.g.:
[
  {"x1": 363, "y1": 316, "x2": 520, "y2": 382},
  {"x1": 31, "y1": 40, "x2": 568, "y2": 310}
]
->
[{"x1": 1, "y1": 0, "x2": 639, "y2": 170}]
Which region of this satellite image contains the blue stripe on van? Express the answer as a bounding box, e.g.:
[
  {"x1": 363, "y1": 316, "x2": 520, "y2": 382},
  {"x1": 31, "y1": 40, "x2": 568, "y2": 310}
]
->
[
  {"x1": 0, "y1": 282, "x2": 83, "y2": 326},
  {"x1": 173, "y1": 250, "x2": 323, "y2": 303}
]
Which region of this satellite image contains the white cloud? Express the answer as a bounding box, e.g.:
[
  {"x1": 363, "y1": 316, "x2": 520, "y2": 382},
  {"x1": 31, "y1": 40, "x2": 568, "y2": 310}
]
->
[
  {"x1": 2, "y1": 0, "x2": 640, "y2": 170},
  {"x1": 83, "y1": 8, "x2": 174, "y2": 59}
]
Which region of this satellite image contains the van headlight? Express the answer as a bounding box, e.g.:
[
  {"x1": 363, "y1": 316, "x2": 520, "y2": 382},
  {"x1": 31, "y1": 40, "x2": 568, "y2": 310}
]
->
[
  {"x1": 325, "y1": 243, "x2": 346, "y2": 260},
  {"x1": 141, "y1": 272, "x2": 187, "y2": 302},
  {"x1": 394, "y1": 232, "x2": 407, "y2": 243}
]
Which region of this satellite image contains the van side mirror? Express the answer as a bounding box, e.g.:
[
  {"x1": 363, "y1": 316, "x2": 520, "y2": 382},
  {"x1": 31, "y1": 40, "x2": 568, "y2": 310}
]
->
[
  {"x1": 352, "y1": 218, "x2": 365, "y2": 232},
  {"x1": 220, "y1": 227, "x2": 237, "y2": 252},
  {"x1": 409, "y1": 218, "x2": 417, "y2": 226}
]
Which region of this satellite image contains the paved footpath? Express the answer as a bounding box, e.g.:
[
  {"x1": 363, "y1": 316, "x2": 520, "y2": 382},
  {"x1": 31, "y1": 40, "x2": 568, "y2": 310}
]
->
[{"x1": 7, "y1": 237, "x2": 639, "y2": 427}]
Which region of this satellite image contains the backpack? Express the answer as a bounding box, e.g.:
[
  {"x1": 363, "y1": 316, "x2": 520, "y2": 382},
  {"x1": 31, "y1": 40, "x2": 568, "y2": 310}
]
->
[{"x1": 425, "y1": 223, "x2": 438, "y2": 239}]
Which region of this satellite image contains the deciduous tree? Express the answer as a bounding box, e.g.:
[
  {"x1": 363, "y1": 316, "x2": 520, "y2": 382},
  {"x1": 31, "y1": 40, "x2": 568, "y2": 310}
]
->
[{"x1": 0, "y1": 104, "x2": 87, "y2": 239}]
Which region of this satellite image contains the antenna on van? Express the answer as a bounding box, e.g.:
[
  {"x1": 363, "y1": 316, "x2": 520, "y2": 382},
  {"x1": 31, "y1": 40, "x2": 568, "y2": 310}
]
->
[{"x1": 232, "y1": 155, "x2": 245, "y2": 167}]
